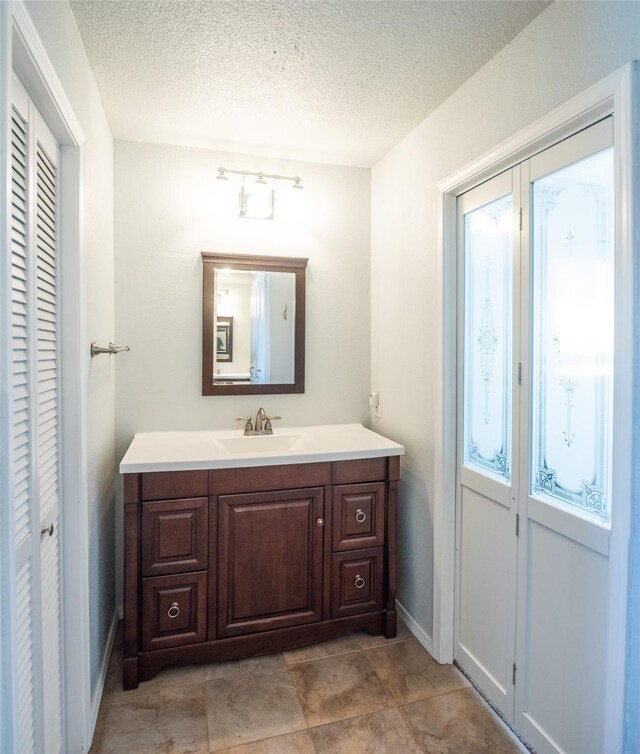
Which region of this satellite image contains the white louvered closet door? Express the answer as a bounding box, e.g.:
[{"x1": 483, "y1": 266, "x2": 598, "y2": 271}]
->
[{"x1": 11, "y1": 74, "x2": 64, "y2": 754}]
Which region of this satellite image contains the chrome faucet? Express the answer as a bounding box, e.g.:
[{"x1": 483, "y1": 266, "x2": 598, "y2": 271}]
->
[
  {"x1": 255, "y1": 407, "x2": 267, "y2": 432},
  {"x1": 237, "y1": 409, "x2": 281, "y2": 435}
]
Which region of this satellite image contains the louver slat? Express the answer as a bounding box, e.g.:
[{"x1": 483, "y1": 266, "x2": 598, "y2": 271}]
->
[
  {"x1": 11, "y1": 107, "x2": 31, "y2": 547},
  {"x1": 16, "y1": 562, "x2": 36, "y2": 754},
  {"x1": 35, "y1": 142, "x2": 59, "y2": 525}
]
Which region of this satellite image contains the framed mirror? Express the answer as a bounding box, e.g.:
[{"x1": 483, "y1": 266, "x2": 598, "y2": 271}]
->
[{"x1": 202, "y1": 252, "x2": 308, "y2": 395}]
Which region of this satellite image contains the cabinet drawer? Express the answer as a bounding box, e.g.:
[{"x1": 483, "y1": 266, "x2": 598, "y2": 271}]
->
[
  {"x1": 332, "y1": 457, "x2": 386, "y2": 484},
  {"x1": 141, "y1": 572, "x2": 207, "y2": 651},
  {"x1": 141, "y1": 470, "x2": 208, "y2": 501},
  {"x1": 331, "y1": 548, "x2": 384, "y2": 619},
  {"x1": 332, "y1": 483, "x2": 385, "y2": 552},
  {"x1": 141, "y1": 497, "x2": 208, "y2": 577}
]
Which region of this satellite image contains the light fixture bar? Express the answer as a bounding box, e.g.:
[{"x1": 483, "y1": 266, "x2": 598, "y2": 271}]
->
[{"x1": 217, "y1": 166, "x2": 303, "y2": 188}]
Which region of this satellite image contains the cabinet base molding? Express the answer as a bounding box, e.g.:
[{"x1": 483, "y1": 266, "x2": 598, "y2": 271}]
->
[{"x1": 126, "y1": 610, "x2": 395, "y2": 689}]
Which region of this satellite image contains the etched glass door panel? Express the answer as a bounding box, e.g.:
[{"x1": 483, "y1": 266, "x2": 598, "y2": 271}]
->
[
  {"x1": 463, "y1": 193, "x2": 513, "y2": 481},
  {"x1": 530, "y1": 147, "x2": 614, "y2": 523}
]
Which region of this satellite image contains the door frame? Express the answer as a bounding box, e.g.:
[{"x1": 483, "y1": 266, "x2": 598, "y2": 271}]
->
[
  {"x1": 0, "y1": 2, "x2": 90, "y2": 752},
  {"x1": 433, "y1": 63, "x2": 636, "y2": 752}
]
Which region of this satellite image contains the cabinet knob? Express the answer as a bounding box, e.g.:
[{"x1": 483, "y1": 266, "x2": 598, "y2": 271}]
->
[
  {"x1": 41, "y1": 523, "x2": 54, "y2": 537},
  {"x1": 167, "y1": 601, "x2": 180, "y2": 619},
  {"x1": 355, "y1": 508, "x2": 366, "y2": 523},
  {"x1": 316, "y1": 518, "x2": 324, "y2": 527},
  {"x1": 354, "y1": 575, "x2": 365, "y2": 589}
]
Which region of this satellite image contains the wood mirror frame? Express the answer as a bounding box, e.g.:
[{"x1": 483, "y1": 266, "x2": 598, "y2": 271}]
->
[{"x1": 202, "y1": 252, "x2": 308, "y2": 395}]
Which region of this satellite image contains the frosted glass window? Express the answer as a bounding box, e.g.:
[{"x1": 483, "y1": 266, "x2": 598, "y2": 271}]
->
[
  {"x1": 531, "y1": 148, "x2": 614, "y2": 523},
  {"x1": 463, "y1": 194, "x2": 512, "y2": 481}
]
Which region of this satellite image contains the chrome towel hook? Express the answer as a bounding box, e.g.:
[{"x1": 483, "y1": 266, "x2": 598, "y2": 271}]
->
[{"x1": 90, "y1": 341, "x2": 131, "y2": 358}]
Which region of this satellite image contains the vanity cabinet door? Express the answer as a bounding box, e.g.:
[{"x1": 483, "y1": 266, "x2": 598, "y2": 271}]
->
[{"x1": 217, "y1": 487, "x2": 324, "y2": 637}]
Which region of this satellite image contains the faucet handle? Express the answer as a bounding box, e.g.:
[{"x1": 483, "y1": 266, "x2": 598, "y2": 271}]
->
[
  {"x1": 236, "y1": 416, "x2": 254, "y2": 433},
  {"x1": 264, "y1": 415, "x2": 281, "y2": 432}
]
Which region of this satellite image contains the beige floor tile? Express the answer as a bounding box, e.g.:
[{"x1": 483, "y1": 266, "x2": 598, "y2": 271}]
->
[
  {"x1": 215, "y1": 729, "x2": 317, "y2": 754},
  {"x1": 206, "y1": 668, "x2": 306, "y2": 751},
  {"x1": 290, "y1": 651, "x2": 392, "y2": 727},
  {"x1": 156, "y1": 682, "x2": 209, "y2": 754},
  {"x1": 355, "y1": 618, "x2": 412, "y2": 649},
  {"x1": 365, "y1": 639, "x2": 469, "y2": 705},
  {"x1": 402, "y1": 688, "x2": 526, "y2": 754},
  {"x1": 284, "y1": 633, "x2": 361, "y2": 665},
  {"x1": 89, "y1": 634, "x2": 529, "y2": 754},
  {"x1": 112, "y1": 663, "x2": 205, "y2": 700},
  {"x1": 97, "y1": 692, "x2": 159, "y2": 754},
  {"x1": 204, "y1": 652, "x2": 286, "y2": 680},
  {"x1": 310, "y1": 707, "x2": 422, "y2": 753}
]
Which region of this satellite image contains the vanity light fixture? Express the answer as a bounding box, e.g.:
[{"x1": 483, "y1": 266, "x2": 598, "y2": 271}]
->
[{"x1": 216, "y1": 167, "x2": 304, "y2": 220}]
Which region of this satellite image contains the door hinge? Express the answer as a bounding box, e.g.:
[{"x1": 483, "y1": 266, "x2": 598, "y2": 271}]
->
[
  {"x1": 516, "y1": 513, "x2": 520, "y2": 538},
  {"x1": 518, "y1": 208, "x2": 523, "y2": 231},
  {"x1": 517, "y1": 362, "x2": 522, "y2": 386},
  {"x1": 512, "y1": 662, "x2": 517, "y2": 685}
]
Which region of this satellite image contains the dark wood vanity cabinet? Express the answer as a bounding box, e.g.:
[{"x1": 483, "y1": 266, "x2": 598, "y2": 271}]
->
[{"x1": 123, "y1": 456, "x2": 399, "y2": 689}]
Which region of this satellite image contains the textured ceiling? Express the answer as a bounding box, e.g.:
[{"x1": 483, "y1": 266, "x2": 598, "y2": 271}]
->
[{"x1": 69, "y1": 0, "x2": 548, "y2": 167}]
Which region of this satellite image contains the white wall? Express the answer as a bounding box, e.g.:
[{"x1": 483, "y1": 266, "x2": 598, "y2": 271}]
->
[
  {"x1": 371, "y1": 0, "x2": 640, "y2": 643},
  {"x1": 24, "y1": 0, "x2": 116, "y2": 710},
  {"x1": 114, "y1": 140, "x2": 371, "y2": 597}
]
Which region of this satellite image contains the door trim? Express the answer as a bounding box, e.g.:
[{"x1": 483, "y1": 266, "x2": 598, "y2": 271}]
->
[
  {"x1": 433, "y1": 63, "x2": 636, "y2": 753},
  {"x1": 0, "y1": 2, "x2": 90, "y2": 752}
]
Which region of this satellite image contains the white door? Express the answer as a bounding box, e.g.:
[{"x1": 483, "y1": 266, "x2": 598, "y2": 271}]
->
[
  {"x1": 10, "y1": 74, "x2": 65, "y2": 754},
  {"x1": 454, "y1": 167, "x2": 520, "y2": 722},
  {"x1": 456, "y1": 118, "x2": 617, "y2": 754}
]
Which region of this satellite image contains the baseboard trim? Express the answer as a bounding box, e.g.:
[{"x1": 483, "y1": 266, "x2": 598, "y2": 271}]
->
[
  {"x1": 88, "y1": 608, "x2": 119, "y2": 749},
  {"x1": 396, "y1": 601, "x2": 433, "y2": 656}
]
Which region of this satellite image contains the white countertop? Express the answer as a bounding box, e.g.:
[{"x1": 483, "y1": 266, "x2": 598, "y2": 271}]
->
[{"x1": 119, "y1": 423, "x2": 404, "y2": 474}]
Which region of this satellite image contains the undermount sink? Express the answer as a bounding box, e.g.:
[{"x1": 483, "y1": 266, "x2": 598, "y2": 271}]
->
[{"x1": 216, "y1": 433, "x2": 302, "y2": 455}]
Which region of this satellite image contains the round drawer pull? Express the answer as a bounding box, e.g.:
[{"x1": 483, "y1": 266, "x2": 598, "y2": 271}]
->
[
  {"x1": 41, "y1": 523, "x2": 54, "y2": 537},
  {"x1": 355, "y1": 508, "x2": 367, "y2": 523},
  {"x1": 167, "y1": 602, "x2": 180, "y2": 619},
  {"x1": 316, "y1": 518, "x2": 325, "y2": 527},
  {"x1": 354, "y1": 575, "x2": 366, "y2": 589}
]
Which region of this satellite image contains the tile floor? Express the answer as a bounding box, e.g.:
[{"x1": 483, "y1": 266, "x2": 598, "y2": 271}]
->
[{"x1": 90, "y1": 622, "x2": 528, "y2": 754}]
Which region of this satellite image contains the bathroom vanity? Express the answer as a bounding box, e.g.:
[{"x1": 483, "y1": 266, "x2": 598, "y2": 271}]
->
[{"x1": 120, "y1": 424, "x2": 404, "y2": 689}]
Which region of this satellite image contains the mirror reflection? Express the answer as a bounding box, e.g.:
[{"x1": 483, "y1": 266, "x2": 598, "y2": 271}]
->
[
  {"x1": 201, "y1": 253, "x2": 307, "y2": 396},
  {"x1": 214, "y1": 269, "x2": 296, "y2": 384}
]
